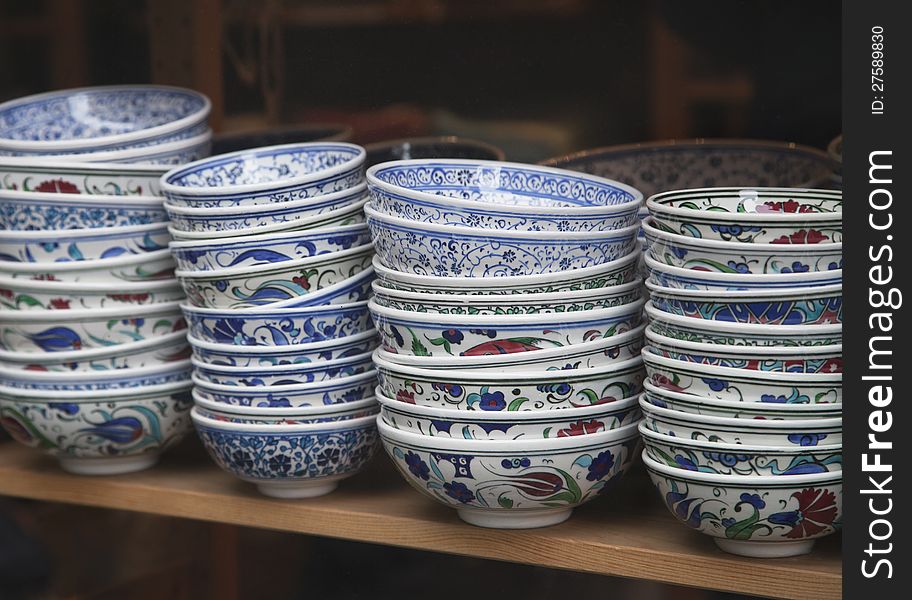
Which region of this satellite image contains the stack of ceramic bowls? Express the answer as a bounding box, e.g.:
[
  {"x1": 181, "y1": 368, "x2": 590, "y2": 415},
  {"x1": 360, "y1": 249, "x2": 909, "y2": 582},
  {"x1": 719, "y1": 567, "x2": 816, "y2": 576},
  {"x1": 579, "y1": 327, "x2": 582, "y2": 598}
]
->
[
  {"x1": 161, "y1": 142, "x2": 382, "y2": 498},
  {"x1": 638, "y1": 186, "x2": 843, "y2": 558},
  {"x1": 0, "y1": 85, "x2": 215, "y2": 475},
  {"x1": 364, "y1": 158, "x2": 648, "y2": 529}
]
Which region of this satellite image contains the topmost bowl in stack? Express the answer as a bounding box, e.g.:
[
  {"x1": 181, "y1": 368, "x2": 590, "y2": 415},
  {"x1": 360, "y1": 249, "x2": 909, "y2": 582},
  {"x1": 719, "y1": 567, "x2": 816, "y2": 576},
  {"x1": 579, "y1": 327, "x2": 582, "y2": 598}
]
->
[{"x1": 364, "y1": 158, "x2": 649, "y2": 529}]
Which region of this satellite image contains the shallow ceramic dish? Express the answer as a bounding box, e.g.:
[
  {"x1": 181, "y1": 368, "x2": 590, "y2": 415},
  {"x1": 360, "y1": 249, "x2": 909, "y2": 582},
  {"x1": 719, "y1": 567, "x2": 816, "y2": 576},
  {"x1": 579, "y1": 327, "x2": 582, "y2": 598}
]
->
[
  {"x1": 0, "y1": 380, "x2": 193, "y2": 475},
  {"x1": 189, "y1": 328, "x2": 377, "y2": 367},
  {"x1": 643, "y1": 218, "x2": 842, "y2": 275},
  {"x1": 640, "y1": 425, "x2": 841, "y2": 477},
  {"x1": 181, "y1": 300, "x2": 372, "y2": 346},
  {"x1": 0, "y1": 275, "x2": 184, "y2": 310},
  {"x1": 643, "y1": 452, "x2": 841, "y2": 558},
  {"x1": 646, "y1": 187, "x2": 842, "y2": 243},
  {"x1": 646, "y1": 281, "x2": 842, "y2": 326},
  {"x1": 371, "y1": 278, "x2": 642, "y2": 315},
  {"x1": 0, "y1": 85, "x2": 210, "y2": 155},
  {"x1": 193, "y1": 408, "x2": 378, "y2": 498},
  {"x1": 367, "y1": 204, "x2": 639, "y2": 277},
  {"x1": 193, "y1": 393, "x2": 378, "y2": 425},
  {"x1": 190, "y1": 351, "x2": 374, "y2": 386},
  {"x1": 643, "y1": 352, "x2": 842, "y2": 405},
  {"x1": 644, "y1": 302, "x2": 842, "y2": 347},
  {"x1": 374, "y1": 351, "x2": 645, "y2": 410},
  {"x1": 370, "y1": 298, "x2": 644, "y2": 357},
  {"x1": 160, "y1": 142, "x2": 365, "y2": 208},
  {"x1": 642, "y1": 380, "x2": 842, "y2": 419},
  {"x1": 380, "y1": 417, "x2": 641, "y2": 529},
  {"x1": 372, "y1": 252, "x2": 639, "y2": 295},
  {"x1": 0, "y1": 358, "x2": 191, "y2": 391},
  {"x1": 169, "y1": 223, "x2": 371, "y2": 271},
  {"x1": 0, "y1": 248, "x2": 175, "y2": 283},
  {"x1": 365, "y1": 136, "x2": 504, "y2": 166},
  {"x1": 644, "y1": 254, "x2": 841, "y2": 291},
  {"x1": 379, "y1": 388, "x2": 641, "y2": 439},
  {"x1": 270, "y1": 265, "x2": 374, "y2": 308},
  {"x1": 192, "y1": 370, "x2": 376, "y2": 408},
  {"x1": 0, "y1": 221, "x2": 170, "y2": 263},
  {"x1": 0, "y1": 189, "x2": 166, "y2": 230},
  {"x1": 0, "y1": 329, "x2": 189, "y2": 372},
  {"x1": 68, "y1": 128, "x2": 212, "y2": 166},
  {"x1": 367, "y1": 159, "x2": 642, "y2": 232},
  {"x1": 0, "y1": 156, "x2": 167, "y2": 195}
]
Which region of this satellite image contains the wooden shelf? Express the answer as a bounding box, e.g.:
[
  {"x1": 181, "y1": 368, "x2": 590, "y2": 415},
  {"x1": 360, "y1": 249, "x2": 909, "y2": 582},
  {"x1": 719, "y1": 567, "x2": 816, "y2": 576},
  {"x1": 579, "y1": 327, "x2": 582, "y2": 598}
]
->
[{"x1": 0, "y1": 441, "x2": 840, "y2": 600}]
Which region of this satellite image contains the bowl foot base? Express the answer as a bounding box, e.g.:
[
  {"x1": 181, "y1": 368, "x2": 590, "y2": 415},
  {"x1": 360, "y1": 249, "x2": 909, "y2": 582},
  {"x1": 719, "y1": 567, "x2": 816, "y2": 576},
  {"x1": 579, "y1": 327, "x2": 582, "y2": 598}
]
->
[
  {"x1": 457, "y1": 508, "x2": 573, "y2": 529},
  {"x1": 256, "y1": 480, "x2": 339, "y2": 499},
  {"x1": 58, "y1": 453, "x2": 159, "y2": 476},
  {"x1": 714, "y1": 538, "x2": 816, "y2": 558}
]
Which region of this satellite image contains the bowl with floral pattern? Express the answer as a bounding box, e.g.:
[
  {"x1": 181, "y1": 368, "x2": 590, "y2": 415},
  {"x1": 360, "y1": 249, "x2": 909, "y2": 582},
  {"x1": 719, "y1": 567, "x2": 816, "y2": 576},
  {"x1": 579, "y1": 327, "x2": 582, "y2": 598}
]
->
[
  {"x1": 0, "y1": 379, "x2": 193, "y2": 475},
  {"x1": 643, "y1": 352, "x2": 842, "y2": 405},
  {"x1": 0, "y1": 156, "x2": 168, "y2": 196},
  {"x1": 646, "y1": 187, "x2": 842, "y2": 243},
  {"x1": 642, "y1": 380, "x2": 842, "y2": 420},
  {"x1": 644, "y1": 254, "x2": 842, "y2": 291},
  {"x1": 639, "y1": 425, "x2": 842, "y2": 477},
  {"x1": 367, "y1": 204, "x2": 640, "y2": 278},
  {"x1": 62, "y1": 128, "x2": 212, "y2": 166},
  {"x1": 644, "y1": 327, "x2": 842, "y2": 374},
  {"x1": 643, "y1": 302, "x2": 842, "y2": 348},
  {"x1": 374, "y1": 351, "x2": 645, "y2": 410},
  {"x1": 643, "y1": 218, "x2": 842, "y2": 275},
  {"x1": 0, "y1": 248, "x2": 175, "y2": 283},
  {"x1": 646, "y1": 280, "x2": 842, "y2": 326},
  {"x1": 643, "y1": 451, "x2": 841, "y2": 558},
  {"x1": 192, "y1": 370, "x2": 376, "y2": 408},
  {"x1": 367, "y1": 159, "x2": 642, "y2": 232},
  {"x1": 378, "y1": 387, "x2": 641, "y2": 440},
  {"x1": 169, "y1": 222, "x2": 371, "y2": 272},
  {"x1": 369, "y1": 297, "x2": 644, "y2": 357},
  {"x1": 379, "y1": 417, "x2": 641, "y2": 529},
  {"x1": 0, "y1": 275, "x2": 184, "y2": 310},
  {"x1": 180, "y1": 300, "x2": 372, "y2": 346},
  {"x1": 190, "y1": 350, "x2": 374, "y2": 386},
  {"x1": 160, "y1": 142, "x2": 365, "y2": 208},
  {"x1": 176, "y1": 243, "x2": 374, "y2": 309},
  {"x1": 0, "y1": 188, "x2": 167, "y2": 230},
  {"x1": 192, "y1": 407, "x2": 379, "y2": 498},
  {"x1": 0, "y1": 329, "x2": 189, "y2": 372},
  {"x1": 0, "y1": 85, "x2": 210, "y2": 155},
  {"x1": 372, "y1": 252, "x2": 639, "y2": 295},
  {"x1": 0, "y1": 300, "x2": 186, "y2": 353},
  {"x1": 193, "y1": 392, "x2": 378, "y2": 425},
  {"x1": 371, "y1": 278, "x2": 642, "y2": 315},
  {"x1": 268, "y1": 266, "x2": 374, "y2": 308},
  {"x1": 189, "y1": 328, "x2": 377, "y2": 367},
  {"x1": 0, "y1": 359, "x2": 191, "y2": 391},
  {"x1": 0, "y1": 221, "x2": 171, "y2": 263}
]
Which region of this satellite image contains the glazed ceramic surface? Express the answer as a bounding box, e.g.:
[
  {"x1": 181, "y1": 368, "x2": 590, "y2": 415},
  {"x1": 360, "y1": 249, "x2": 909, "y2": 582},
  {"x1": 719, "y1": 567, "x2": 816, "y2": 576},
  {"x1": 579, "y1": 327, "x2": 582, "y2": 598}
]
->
[
  {"x1": 191, "y1": 351, "x2": 374, "y2": 386},
  {"x1": 193, "y1": 371, "x2": 377, "y2": 408},
  {"x1": 367, "y1": 204, "x2": 639, "y2": 278},
  {"x1": 160, "y1": 143, "x2": 365, "y2": 207},
  {"x1": 364, "y1": 136, "x2": 505, "y2": 167},
  {"x1": 0, "y1": 248, "x2": 175, "y2": 283},
  {"x1": 0, "y1": 276, "x2": 184, "y2": 310},
  {"x1": 69, "y1": 129, "x2": 212, "y2": 166},
  {"x1": 0, "y1": 359, "x2": 191, "y2": 391},
  {"x1": 643, "y1": 452, "x2": 841, "y2": 557},
  {"x1": 367, "y1": 159, "x2": 642, "y2": 231},
  {"x1": 189, "y1": 329, "x2": 378, "y2": 367},
  {"x1": 644, "y1": 254, "x2": 842, "y2": 291},
  {"x1": 380, "y1": 418, "x2": 641, "y2": 528},
  {"x1": 0, "y1": 157, "x2": 167, "y2": 195},
  {"x1": 193, "y1": 393, "x2": 378, "y2": 425},
  {"x1": 276, "y1": 266, "x2": 374, "y2": 308},
  {"x1": 0, "y1": 189, "x2": 166, "y2": 230},
  {"x1": 0, "y1": 222, "x2": 171, "y2": 263},
  {"x1": 370, "y1": 298, "x2": 643, "y2": 357}
]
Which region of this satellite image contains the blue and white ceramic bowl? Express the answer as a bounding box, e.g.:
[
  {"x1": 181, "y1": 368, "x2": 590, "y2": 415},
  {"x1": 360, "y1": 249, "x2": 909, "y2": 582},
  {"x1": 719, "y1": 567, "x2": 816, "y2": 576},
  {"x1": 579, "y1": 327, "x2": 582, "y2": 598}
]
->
[
  {"x1": 164, "y1": 184, "x2": 367, "y2": 233},
  {"x1": 0, "y1": 275, "x2": 184, "y2": 310},
  {"x1": 0, "y1": 248, "x2": 175, "y2": 283},
  {"x1": 191, "y1": 351, "x2": 374, "y2": 386},
  {"x1": 370, "y1": 297, "x2": 644, "y2": 357},
  {"x1": 0, "y1": 300, "x2": 186, "y2": 353},
  {"x1": 169, "y1": 223, "x2": 371, "y2": 271},
  {"x1": 70, "y1": 128, "x2": 213, "y2": 166},
  {"x1": 0, "y1": 358, "x2": 191, "y2": 391},
  {"x1": 160, "y1": 142, "x2": 366, "y2": 208},
  {"x1": 0, "y1": 189, "x2": 166, "y2": 230},
  {"x1": 0, "y1": 156, "x2": 168, "y2": 196},
  {"x1": 380, "y1": 417, "x2": 641, "y2": 529},
  {"x1": 367, "y1": 203, "x2": 639, "y2": 278},
  {"x1": 0, "y1": 85, "x2": 210, "y2": 155},
  {"x1": 181, "y1": 300, "x2": 372, "y2": 346},
  {"x1": 176, "y1": 243, "x2": 374, "y2": 309},
  {"x1": 274, "y1": 266, "x2": 374, "y2": 308},
  {"x1": 643, "y1": 452, "x2": 842, "y2": 558},
  {"x1": 193, "y1": 393, "x2": 379, "y2": 425},
  {"x1": 193, "y1": 407, "x2": 379, "y2": 498},
  {"x1": 189, "y1": 328, "x2": 378, "y2": 367},
  {"x1": 367, "y1": 159, "x2": 642, "y2": 232},
  {"x1": 643, "y1": 218, "x2": 842, "y2": 275},
  {"x1": 646, "y1": 280, "x2": 842, "y2": 326},
  {"x1": 644, "y1": 254, "x2": 842, "y2": 291},
  {"x1": 0, "y1": 380, "x2": 193, "y2": 475},
  {"x1": 0, "y1": 222, "x2": 170, "y2": 263},
  {"x1": 192, "y1": 370, "x2": 377, "y2": 407},
  {"x1": 372, "y1": 252, "x2": 639, "y2": 295}
]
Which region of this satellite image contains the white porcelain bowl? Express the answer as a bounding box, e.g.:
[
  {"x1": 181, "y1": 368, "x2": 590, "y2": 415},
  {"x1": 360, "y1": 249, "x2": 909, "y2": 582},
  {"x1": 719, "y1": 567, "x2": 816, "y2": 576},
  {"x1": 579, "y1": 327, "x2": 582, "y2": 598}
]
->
[
  {"x1": 0, "y1": 359, "x2": 191, "y2": 391},
  {"x1": 0, "y1": 188, "x2": 166, "y2": 230},
  {"x1": 193, "y1": 392, "x2": 378, "y2": 425},
  {"x1": 644, "y1": 254, "x2": 842, "y2": 291},
  {"x1": 0, "y1": 221, "x2": 171, "y2": 262},
  {"x1": 0, "y1": 248, "x2": 175, "y2": 283},
  {"x1": 190, "y1": 351, "x2": 374, "y2": 386},
  {"x1": 192, "y1": 370, "x2": 377, "y2": 408},
  {"x1": 64, "y1": 128, "x2": 213, "y2": 166},
  {"x1": 0, "y1": 274, "x2": 184, "y2": 310},
  {"x1": 188, "y1": 328, "x2": 378, "y2": 367},
  {"x1": 0, "y1": 156, "x2": 168, "y2": 196}
]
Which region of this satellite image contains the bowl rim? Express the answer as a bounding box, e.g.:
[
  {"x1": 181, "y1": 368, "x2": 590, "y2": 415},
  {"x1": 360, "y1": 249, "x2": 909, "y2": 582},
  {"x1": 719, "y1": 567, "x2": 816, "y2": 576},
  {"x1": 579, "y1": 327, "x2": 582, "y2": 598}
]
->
[
  {"x1": 638, "y1": 422, "x2": 842, "y2": 452},
  {"x1": 191, "y1": 369, "x2": 376, "y2": 394},
  {"x1": 266, "y1": 266, "x2": 374, "y2": 309},
  {"x1": 187, "y1": 327, "x2": 377, "y2": 354},
  {"x1": 190, "y1": 349, "x2": 374, "y2": 375},
  {"x1": 163, "y1": 182, "x2": 367, "y2": 217},
  {"x1": 643, "y1": 253, "x2": 842, "y2": 285},
  {"x1": 56, "y1": 128, "x2": 212, "y2": 163},
  {"x1": 642, "y1": 380, "x2": 842, "y2": 413},
  {"x1": 168, "y1": 222, "x2": 369, "y2": 251},
  {"x1": 0, "y1": 155, "x2": 171, "y2": 175},
  {"x1": 0, "y1": 220, "x2": 170, "y2": 241},
  {"x1": 370, "y1": 277, "x2": 642, "y2": 304},
  {"x1": 0, "y1": 329, "x2": 188, "y2": 363},
  {"x1": 174, "y1": 242, "x2": 373, "y2": 280},
  {"x1": 0, "y1": 187, "x2": 162, "y2": 204},
  {"x1": 0, "y1": 357, "x2": 190, "y2": 382},
  {"x1": 644, "y1": 326, "x2": 843, "y2": 357},
  {"x1": 646, "y1": 187, "x2": 842, "y2": 224},
  {"x1": 179, "y1": 298, "x2": 367, "y2": 318},
  {"x1": 0, "y1": 298, "x2": 182, "y2": 321},
  {"x1": 645, "y1": 279, "x2": 842, "y2": 300},
  {"x1": 190, "y1": 404, "x2": 378, "y2": 432},
  {"x1": 641, "y1": 450, "x2": 843, "y2": 485},
  {"x1": 643, "y1": 301, "x2": 842, "y2": 336},
  {"x1": 0, "y1": 247, "x2": 173, "y2": 274},
  {"x1": 637, "y1": 394, "x2": 842, "y2": 430},
  {"x1": 642, "y1": 351, "x2": 842, "y2": 382},
  {"x1": 0, "y1": 273, "x2": 181, "y2": 293},
  {"x1": 0, "y1": 85, "x2": 211, "y2": 152},
  {"x1": 642, "y1": 217, "x2": 843, "y2": 252},
  {"x1": 160, "y1": 142, "x2": 366, "y2": 197},
  {"x1": 0, "y1": 379, "x2": 192, "y2": 401},
  {"x1": 193, "y1": 390, "x2": 378, "y2": 416}
]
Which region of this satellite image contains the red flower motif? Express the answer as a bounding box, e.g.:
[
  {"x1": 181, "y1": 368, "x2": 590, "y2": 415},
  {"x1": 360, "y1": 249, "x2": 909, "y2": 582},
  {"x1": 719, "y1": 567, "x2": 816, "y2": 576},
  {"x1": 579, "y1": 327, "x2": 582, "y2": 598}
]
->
[
  {"x1": 557, "y1": 419, "x2": 606, "y2": 437},
  {"x1": 292, "y1": 275, "x2": 311, "y2": 290},
  {"x1": 396, "y1": 389, "x2": 415, "y2": 404},
  {"x1": 32, "y1": 274, "x2": 57, "y2": 281},
  {"x1": 820, "y1": 358, "x2": 843, "y2": 373},
  {"x1": 35, "y1": 179, "x2": 80, "y2": 194},
  {"x1": 651, "y1": 373, "x2": 686, "y2": 393},
  {"x1": 108, "y1": 293, "x2": 151, "y2": 302},
  {"x1": 763, "y1": 199, "x2": 814, "y2": 214},
  {"x1": 49, "y1": 298, "x2": 71, "y2": 309},
  {"x1": 511, "y1": 472, "x2": 564, "y2": 497},
  {"x1": 771, "y1": 229, "x2": 830, "y2": 245},
  {"x1": 785, "y1": 488, "x2": 839, "y2": 539},
  {"x1": 0, "y1": 288, "x2": 13, "y2": 299}
]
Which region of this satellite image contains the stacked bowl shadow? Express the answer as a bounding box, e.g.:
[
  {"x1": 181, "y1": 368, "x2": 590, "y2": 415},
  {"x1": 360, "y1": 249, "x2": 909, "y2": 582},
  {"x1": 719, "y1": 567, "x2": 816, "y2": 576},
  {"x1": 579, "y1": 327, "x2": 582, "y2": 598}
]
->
[
  {"x1": 161, "y1": 142, "x2": 382, "y2": 499},
  {"x1": 0, "y1": 85, "x2": 214, "y2": 475},
  {"x1": 364, "y1": 158, "x2": 648, "y2": 529},
  {"x1": 639, "y1": 186, "x2": 843, "y2": 558}
]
